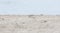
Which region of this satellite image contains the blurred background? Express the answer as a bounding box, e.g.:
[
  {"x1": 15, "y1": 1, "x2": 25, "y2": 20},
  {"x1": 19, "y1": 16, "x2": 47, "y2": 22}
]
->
[{"x1": 0, "y1": 0, "x2": 60, "y2": 15}]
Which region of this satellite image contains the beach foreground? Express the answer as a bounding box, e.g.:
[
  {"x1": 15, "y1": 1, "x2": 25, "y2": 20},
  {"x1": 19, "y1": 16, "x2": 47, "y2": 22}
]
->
[{"x1": 0, "y1": 15, "x2": 60, "y2": 33}]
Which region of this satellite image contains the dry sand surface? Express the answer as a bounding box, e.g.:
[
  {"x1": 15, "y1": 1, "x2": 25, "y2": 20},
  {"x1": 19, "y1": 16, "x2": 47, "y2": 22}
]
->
[{"x1": 0, "y1": 15, "x2": 60, "y2": 33}]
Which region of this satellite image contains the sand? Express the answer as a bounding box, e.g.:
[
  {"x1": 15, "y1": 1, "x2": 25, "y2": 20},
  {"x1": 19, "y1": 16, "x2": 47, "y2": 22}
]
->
[{"x1": 0, "y1": 15, "x2": 60, "y2": 33}]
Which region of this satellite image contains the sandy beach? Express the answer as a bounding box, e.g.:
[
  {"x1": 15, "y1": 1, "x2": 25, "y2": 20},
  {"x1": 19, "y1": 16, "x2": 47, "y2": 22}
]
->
[{"x1": 0, "y1": 15, "x2": 60, "y2": 33}]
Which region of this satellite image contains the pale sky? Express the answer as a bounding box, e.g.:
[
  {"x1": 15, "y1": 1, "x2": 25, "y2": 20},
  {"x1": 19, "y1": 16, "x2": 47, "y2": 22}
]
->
[{"x1": 0, "y1": 0, "x2": 60, "y2": 15}]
